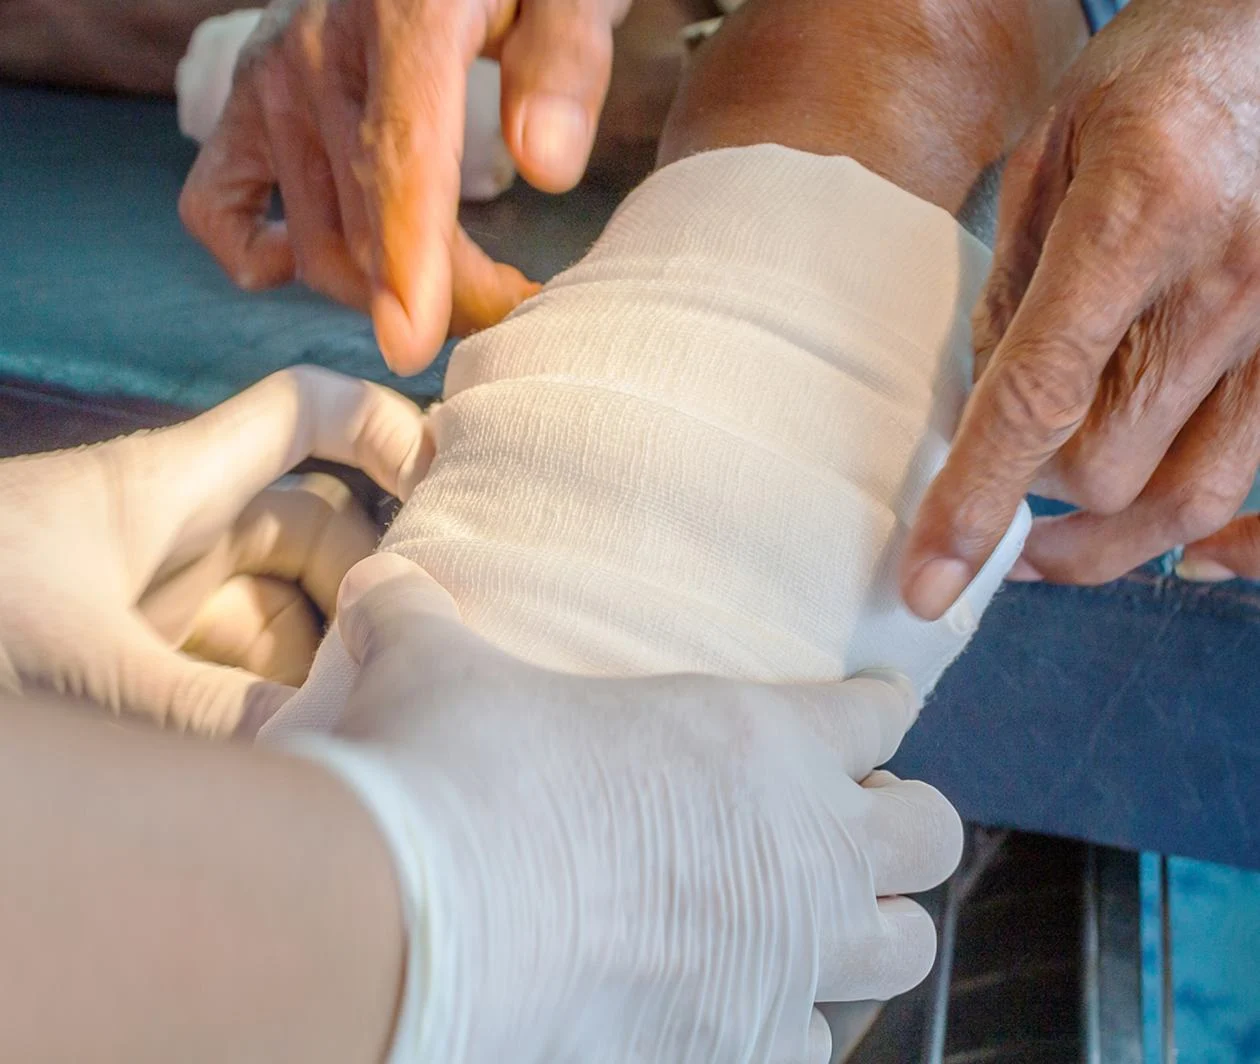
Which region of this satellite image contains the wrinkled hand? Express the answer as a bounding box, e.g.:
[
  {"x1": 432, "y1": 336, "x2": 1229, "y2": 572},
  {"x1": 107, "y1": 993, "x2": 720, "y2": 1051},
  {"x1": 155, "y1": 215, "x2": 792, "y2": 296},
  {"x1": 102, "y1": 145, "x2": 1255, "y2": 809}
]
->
[
  {"x1": 179, "y1": 0, "x2": 631, "y2": 374},
  {"x1": 0, "y1": 367, "x2": 429, "y2": 736},
  {"x1": 904, "y1": 0, "x2": 1260, "y2": 616},
  {"x1": 282, "y1": 552, "x2": 962, "y2": 1063}
]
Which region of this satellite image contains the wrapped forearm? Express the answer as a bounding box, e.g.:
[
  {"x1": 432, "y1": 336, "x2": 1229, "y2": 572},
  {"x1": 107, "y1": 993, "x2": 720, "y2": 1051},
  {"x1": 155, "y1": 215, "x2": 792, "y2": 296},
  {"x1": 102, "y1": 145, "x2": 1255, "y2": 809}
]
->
[{"x1": 265, "y1": 145, "x2": 1028, "y2": 739}]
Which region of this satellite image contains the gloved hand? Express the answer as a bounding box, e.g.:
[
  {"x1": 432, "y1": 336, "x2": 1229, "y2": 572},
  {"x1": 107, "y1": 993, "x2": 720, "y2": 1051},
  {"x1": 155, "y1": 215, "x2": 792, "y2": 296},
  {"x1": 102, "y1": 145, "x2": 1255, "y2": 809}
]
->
[
  {"x1": 179, "y1": 0, "x2": 633, "y2": 374},
  {"x1": 280, "y1": 552, "x2": 964, "y2": 1064},
  {"x1": 0, "y1": 367, "x2": 429, "y2": 736}
]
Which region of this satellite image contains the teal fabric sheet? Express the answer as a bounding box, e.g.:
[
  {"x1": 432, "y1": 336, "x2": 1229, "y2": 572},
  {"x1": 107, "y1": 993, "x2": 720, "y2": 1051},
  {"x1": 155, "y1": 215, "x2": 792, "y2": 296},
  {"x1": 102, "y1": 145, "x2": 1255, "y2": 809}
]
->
[{"x1": 0, "y1": 82, "x2": 614, "y2": 409}]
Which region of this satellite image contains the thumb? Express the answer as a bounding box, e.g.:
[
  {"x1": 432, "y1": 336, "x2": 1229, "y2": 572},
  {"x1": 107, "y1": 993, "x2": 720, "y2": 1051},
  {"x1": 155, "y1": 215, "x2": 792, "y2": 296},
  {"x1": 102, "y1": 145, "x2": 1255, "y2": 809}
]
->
[
  {"x1": 336, "y1": 553, "x2": 462, "y2": 670},
  {"x1": 1178, "y1": 513, "x2": 1260, "y2": 582},
  {"x1": 113, "y1": 616, "x2": 294, "y2": 737},
  {"x1": 499, "y1": 0, "x2": 619, "y2": 193}
]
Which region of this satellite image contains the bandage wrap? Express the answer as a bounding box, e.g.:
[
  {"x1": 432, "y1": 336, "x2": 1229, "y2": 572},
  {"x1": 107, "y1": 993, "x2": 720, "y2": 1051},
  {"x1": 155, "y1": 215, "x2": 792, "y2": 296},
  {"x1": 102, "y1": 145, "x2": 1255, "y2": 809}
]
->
[{"x1": 264, "y1": 146, "x2": 1028, "y2": 739}]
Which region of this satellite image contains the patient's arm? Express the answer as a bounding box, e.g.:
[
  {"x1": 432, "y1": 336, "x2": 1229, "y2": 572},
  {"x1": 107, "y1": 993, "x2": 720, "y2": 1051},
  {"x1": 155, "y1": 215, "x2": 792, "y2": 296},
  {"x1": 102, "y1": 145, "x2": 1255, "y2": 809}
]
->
[
  {"x1": 264, "y1": 0, "x2": 1090, "y2": 738},
  {"x1": 659, "y1": 0, "x2": 1088, "y2": 216}
]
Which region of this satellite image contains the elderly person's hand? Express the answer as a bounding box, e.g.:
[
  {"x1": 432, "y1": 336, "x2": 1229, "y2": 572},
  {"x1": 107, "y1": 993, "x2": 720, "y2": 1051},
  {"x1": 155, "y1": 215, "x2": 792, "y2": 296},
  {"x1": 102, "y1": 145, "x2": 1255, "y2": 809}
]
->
[
  {"x1": 179, "y1": 0, "x2": 632, "y2": 375},
  {"x1": 0, "y1": 367, "x2": 428, "y2": 736},
  {"x1": 903, "y1": 0, "x2": 1260, "y2": 616}
]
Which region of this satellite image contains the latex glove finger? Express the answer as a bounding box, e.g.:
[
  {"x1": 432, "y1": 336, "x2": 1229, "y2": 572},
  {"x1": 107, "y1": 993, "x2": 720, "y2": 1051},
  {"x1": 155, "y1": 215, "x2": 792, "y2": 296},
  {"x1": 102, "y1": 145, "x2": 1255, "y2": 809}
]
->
[
  {"x1": 109, "y1": 614, "x2": 294, "y2": 737},
  {"x1": 859, "y1": 770, "x2": 964, "y2": 897},
  {"x1": 182, "y1": 574, "x2": 323, "y2": 687},
  {"x1": 139, "y1": 472, "x2": 378, "y2": 644},
  {"x1": 769, "y1": 669, "x2": 920, "y2": 783},
  {"x1": 766, "y1": 1006, "x2": 833, "y2": 1064},
  {"x1": 225, "y1": 473, "x2": 379, "y2": 618},
  {"x1": 817, "y1": 896, "x2": 939, "y2": 1003},
  {"x1": 111, "y1": 367, "x2": 427, "y2": 598},
  {"x1": 336, "y1": 552, "x2": 463, "y2": 668}
]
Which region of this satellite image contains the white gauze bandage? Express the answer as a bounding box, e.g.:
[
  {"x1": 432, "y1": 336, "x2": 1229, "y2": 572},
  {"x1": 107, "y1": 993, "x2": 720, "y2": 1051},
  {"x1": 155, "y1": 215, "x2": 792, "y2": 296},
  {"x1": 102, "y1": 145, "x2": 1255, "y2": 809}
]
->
[{"x1": 263, "y1": 145, "x2": 1028, "y2": 740}]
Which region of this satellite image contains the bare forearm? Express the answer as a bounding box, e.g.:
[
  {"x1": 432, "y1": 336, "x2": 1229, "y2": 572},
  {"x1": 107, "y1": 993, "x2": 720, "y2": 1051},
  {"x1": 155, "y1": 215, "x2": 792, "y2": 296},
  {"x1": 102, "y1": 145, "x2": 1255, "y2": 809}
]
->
[
  {"x1": 0, "y1": 0, "x2": 246, "y2": 94},
  {"x1": 658, "y1": 0, "x2": 1088, "y2": 214},
  {"x1": 0, "y1": 696, "x2": 403, "y2": 1064}
]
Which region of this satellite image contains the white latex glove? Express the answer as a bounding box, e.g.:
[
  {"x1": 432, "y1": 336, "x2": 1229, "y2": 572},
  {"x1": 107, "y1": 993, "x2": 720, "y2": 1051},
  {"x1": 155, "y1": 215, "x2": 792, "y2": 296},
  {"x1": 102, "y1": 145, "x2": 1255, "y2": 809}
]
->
[
  {"x1": 175, "y1": 10, "x2": 517, "y2": 203},
  {"x1": 279, "y1": 552, "x2": 965, "y2": 1064},
  {"x1": 0, "y1": 367, "x2": 429, "y2": 737}
]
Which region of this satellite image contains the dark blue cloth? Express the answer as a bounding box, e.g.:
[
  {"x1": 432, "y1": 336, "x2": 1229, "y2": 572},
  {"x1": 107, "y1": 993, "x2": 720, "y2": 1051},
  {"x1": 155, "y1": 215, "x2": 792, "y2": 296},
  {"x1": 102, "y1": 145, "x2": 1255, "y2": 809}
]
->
[{"x1": 891, "y1": 569, "x2": 1260, "y2": 871}]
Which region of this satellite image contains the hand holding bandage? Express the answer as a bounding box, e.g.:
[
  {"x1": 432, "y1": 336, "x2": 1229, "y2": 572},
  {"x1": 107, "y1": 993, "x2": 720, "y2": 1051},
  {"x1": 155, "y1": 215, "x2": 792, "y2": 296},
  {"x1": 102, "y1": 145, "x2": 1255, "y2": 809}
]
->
[{"x1": 279, "y1": 551, "x2": 963, "y2": 1064}]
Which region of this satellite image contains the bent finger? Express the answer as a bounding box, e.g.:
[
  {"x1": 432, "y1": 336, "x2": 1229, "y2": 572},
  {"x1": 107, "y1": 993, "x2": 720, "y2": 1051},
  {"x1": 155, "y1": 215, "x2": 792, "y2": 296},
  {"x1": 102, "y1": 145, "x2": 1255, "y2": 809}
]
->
[
  {"x1": 261, "y1": 64, "x2": 371, "y2": 311},
  {"x1": 861, "y1": 771, "x2": 965, "y2": 897},
  {"x1": 818, "y1": 896, "x2": 938, "y2": 1003},
  {"x1": 775, "y1": 671, "x2": 919, "y2": 783},
  {"x1": 183, "y1": 573, "x2": 322, "y2": 687},
  {"x1": 1044, "y1": 271, "x2": 1255, "y2": 515},
  {"x1": 337, "y1": 552, "x2": 463, "y2": 672},
  {"x1": 179, "y1": 75, "x2": 295, "y2": 292},
  {"x1": 113, "y1": 616, "x2": 294, "y2": 738},
  {"x1": 448, "y1": 225, "x2": 541, "y2": 336},
  {"x1": 1180, "y1": 514, "x2": 1260, "y2": 582},
  {"x1": 226, "y1": 473, "x2": 380, "y2": 618},
  {"x1": 1018, "y1": 362, "x2": 1260, "y2": 585},
  {"x1": 767, "y1": 1006, "x2": 833, "y2": 1064}
]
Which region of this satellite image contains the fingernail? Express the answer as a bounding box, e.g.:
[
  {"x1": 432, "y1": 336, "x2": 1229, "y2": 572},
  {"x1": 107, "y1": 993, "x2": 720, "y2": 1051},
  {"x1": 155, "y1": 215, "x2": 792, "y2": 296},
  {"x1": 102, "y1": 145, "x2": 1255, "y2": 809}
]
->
[
  {"x1": 1175, "y1": 557, "x2": 1236, "y2": 583},
  {"x1": 905, "y1": 558, "x2": 973, "y2": 621},
  {"x1": 519, "y1": 96, "x2": 589, "y2": 188},
  {"x1": 371, "y1": 289, "x2": 432, "y2": 376},
  {"x1": 1006, "y1": 556, "x2": 1044, "y2": 582}
]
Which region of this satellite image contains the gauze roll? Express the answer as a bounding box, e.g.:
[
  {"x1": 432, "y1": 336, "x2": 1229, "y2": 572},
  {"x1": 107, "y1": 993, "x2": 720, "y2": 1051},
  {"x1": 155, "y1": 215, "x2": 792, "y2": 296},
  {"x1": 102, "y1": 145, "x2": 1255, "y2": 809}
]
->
[
  {"x1": 262, "y1": 146, "x2": 1028, "y2": 740},
  {"x1": 175, "y1": 11, "x2": 516, "y2": 203}
]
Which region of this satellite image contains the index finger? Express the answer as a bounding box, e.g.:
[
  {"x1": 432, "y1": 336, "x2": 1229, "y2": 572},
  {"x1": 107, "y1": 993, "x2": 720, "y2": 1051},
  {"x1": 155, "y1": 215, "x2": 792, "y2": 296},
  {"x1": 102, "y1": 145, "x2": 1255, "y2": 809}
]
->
[
  {"x1": 902, "y1": 162, "x2": 1169, "y2": 620},
  {"x1": 777, "y1": 670, "x2": 919, "y2": 782},
  {"x1": 360, "y1": 2, "x2": 482, "y2": 373}
]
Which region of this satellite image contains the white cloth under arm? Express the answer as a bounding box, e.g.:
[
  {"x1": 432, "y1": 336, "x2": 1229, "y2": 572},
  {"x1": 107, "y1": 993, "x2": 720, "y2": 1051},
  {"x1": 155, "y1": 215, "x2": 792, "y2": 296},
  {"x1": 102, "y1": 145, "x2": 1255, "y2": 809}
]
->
[{"x1": 262, "y1": 145, "x2": 1028, "y2": 741}]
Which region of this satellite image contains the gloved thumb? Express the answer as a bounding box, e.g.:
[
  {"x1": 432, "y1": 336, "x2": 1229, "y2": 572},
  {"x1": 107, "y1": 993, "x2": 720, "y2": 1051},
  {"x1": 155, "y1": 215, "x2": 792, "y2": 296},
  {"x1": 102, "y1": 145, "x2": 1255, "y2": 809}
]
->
[
  {"x1": 1178, "y1": 513, "x2": 1260, "y2": 582},
  {"x1": 337, "y1": 553, "x2": 462, "y2": 670},
  {"x1": 113, "y1": 616, "x2": 294, "y2": 737},
  {"x1": 499, "y1": 0, "x2": 621, "y2": 193}
]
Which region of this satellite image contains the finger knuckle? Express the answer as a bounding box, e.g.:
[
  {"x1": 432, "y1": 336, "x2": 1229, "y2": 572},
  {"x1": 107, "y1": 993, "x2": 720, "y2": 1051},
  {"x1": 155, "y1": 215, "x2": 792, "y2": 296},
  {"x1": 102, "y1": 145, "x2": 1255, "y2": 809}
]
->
[
  {"x1": 990, "y1": 349, "x2": 1095, "y2": 445},
  {"x1": 1067, "y1": 468, "x2": 1143, "y2": 516},
  {"x1": 1170, "y1": 479, "x2": 1245, "y2": 542},
  {"x1": 1058, "y1": 434, "x2": 1148, "y2": 515},
  {"x1": 177, "y1": 183, "x2": 210, "y2": 239}
]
